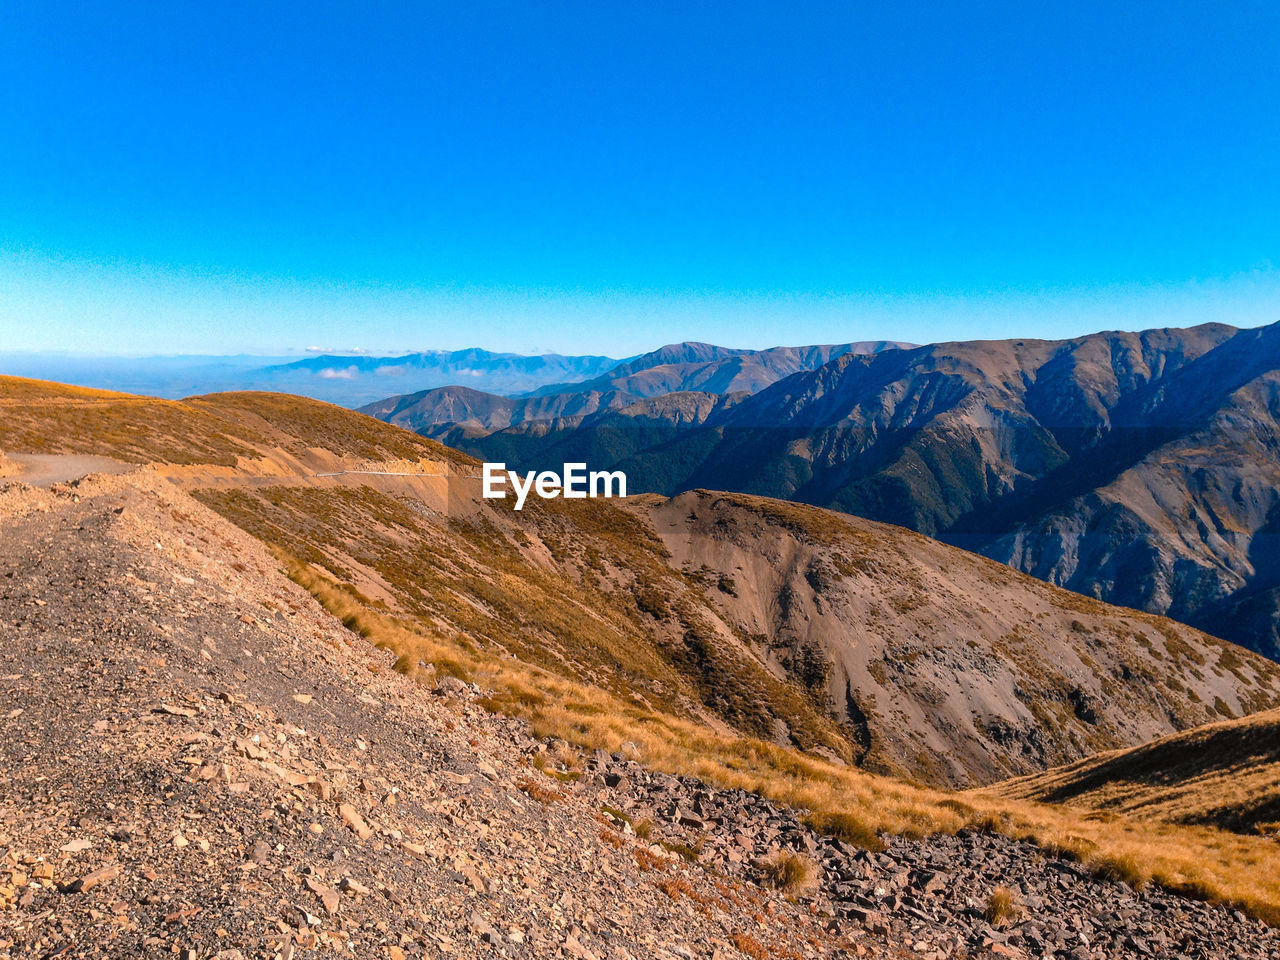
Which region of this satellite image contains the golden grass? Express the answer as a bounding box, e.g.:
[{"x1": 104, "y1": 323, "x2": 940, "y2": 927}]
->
[
  {"x1": 282, "y1": 552, "x2": 1280, "y2": 925},
  {"x1": 0, "y1": 376, "x2": 472, "y2": 467},
  {"x1": 802, "y1": 811, "x2": 885, "y2": 852},
  {"x1": 760, "y1": 850, "x2": 813, "y2": 892},
  {"x1": 984, "y1": 886, "x2": 1021, "y2": 925},
  {"x1": 993, "y1": 708, "x2": 1280, "y2": 835}
]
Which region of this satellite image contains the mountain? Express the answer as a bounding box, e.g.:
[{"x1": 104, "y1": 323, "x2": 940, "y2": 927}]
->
[
  {"x1": 429, "y1": 322, "x2": 1280, "y2": 661},
  {"x1": 4, "y1": 375, "x2": 1278, "y2": 791},
  {"x1": 359, "y1": 339, "x2": 911, "y2": 436},
  {"x1": 990, "y1": 707, "x2": 1280, "y2": 835},
  {"x1": 6, "y1": 376, "x2": 1280, "y2": 935},
  {"x1": 263, "y1": 348, "x2": 623, "y2": 404},
  {"x1": 525, "y1": 340, "x2": 914, "y2": 398},
  {"x1": 0, "y1": 348, "x2": 624, "y2": 406}
]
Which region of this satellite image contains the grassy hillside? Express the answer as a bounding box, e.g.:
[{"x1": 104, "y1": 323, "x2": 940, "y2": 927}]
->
[
  {"x1": 0, "y1": 377, "x2": 464, "y2": 466},
  {"x1": 989, "y1": 708, "x2": 1280, "y2": 835}
]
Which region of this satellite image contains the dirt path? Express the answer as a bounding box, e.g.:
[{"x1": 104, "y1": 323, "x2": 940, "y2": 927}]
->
[{"x1": 1, "y1": 453, "x2": 132, "y2": 487}]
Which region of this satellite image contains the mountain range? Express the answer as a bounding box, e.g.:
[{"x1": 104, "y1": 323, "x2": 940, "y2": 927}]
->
[
  {"x1": 364, "y1": 322, "x2": 1280, "y2": 662},
  {"x1": 4, "y1": 375, "x2": 1278, "y2": 790}
]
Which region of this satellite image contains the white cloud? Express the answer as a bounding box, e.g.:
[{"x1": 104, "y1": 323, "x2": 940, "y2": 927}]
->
[{"x1": 316, "y1": 366, "x2": 359, "y2": 380}]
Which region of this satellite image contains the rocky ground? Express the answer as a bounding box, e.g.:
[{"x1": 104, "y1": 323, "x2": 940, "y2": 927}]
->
[
  {"x1": 587, "y1": 758, "x2": 1280, "y2": 959},
  {"x1": 0, "y1": 468, "x2": 1276, "y2": 959}
]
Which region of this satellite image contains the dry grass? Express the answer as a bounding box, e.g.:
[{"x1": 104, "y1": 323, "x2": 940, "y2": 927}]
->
[
  {"x1": 732, "y1": 932, "x2": 769, "y2": 959},
  {"x1": 515, "y1": 777, "x2": 564, "y2": 806},
  {"x1": 282, "y1": 554, "x2": 1280, "y2": 925},
  {"x1": 657, "y1": 876, "x2": 695, "y2": 902},
  {"x1": 993, "y1": 708, "x2": 1280, "y2": 835},
  {"x1": 984, "y1": 886, "x2": 1021, "y2": 925},
  {"x1": 803, "y1": 811, "x2": 885, "y2": 852},
  {"x1": 632, "y1": 847, "x2": 666, "y2": 873},
  {"x1": 760, "y1": 850, "x2": 813, "y2": 892},
  {"x1": 1089, "y1": 852, "x2": 1149, "y2": 890},
  {"x1": 0, "y1": 376, "x2": 471, "y2": 467}
]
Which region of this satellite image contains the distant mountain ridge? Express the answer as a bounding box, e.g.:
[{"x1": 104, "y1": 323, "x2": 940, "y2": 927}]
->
[
  {"x1": 0, "y1": 348, "x2": 626, "y2": 406},
  {"x1": 359, "y1": 339, "x2": 912, "y2": 435},
  {"x1": 364, "y1": 322, "x2": 1280, "y2": 661},
  {"x1": 525, "y1": 340, "x2": 913, "y2": 398},
  {"x1": 264, "y1": 347, "x2": 624, "y2": 402}
]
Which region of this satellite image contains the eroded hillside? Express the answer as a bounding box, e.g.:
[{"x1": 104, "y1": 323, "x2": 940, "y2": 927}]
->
[{"x1": 636, "y1": 491, "x2": 1280, "y2": 785}]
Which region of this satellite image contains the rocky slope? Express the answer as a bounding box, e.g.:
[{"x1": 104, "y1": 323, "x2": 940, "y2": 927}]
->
[
  {"x1": 3, "y1": 470, "x2": 1279, "y2": 958},
  {"x1": 593, "y1": 755, "x2": 1280, "y2": 959},
  {"x1": 425, "y1": 322, "x2": 1280, "y2": 661},
  {"x1": 0, "y1": 471, "x2": 847, "y2": 960}
]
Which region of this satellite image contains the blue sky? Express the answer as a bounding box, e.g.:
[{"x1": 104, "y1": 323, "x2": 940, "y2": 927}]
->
[{"x1": 2, "y1": 1, "x2": 1278, "y2": 356}]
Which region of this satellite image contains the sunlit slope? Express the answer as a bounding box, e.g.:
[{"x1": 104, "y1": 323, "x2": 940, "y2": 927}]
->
[
  {"x1": 0, "y1": 376, "x2": 467, "y2": 466},
  {"x1": 989, "y1": 707, "x2": 1280, "y2": 834}
]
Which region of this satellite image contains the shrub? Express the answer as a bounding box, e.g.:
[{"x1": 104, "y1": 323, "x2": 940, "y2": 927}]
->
[
  {"x1": 804, "y1": 811, "x2": 885, "y2": 852},
  {"x1": 963, "y1": 811, "x2": 1010, "y2": 835},
  {"x1": 1089, "y1": 852, "x2": 1149, "y2": 889},
  {"x1": 657, "y1": 876, "x2": 695, "y2": 901},
  {"x1": 660, "y1": 839, "x2": 702, "y2": 863},
  {"x1": 761, "y1": 850, "x2": 813, "y2": 891},
  {"x1": 732, "y1": 932, "x2": 768, "y2": 959},
  {"x1": 633, "y1": 847, "x2": 665, "y2": 872},
  {"x1": 515, "y1": 777, "x2": 563, "y2": 805},
  {"x1": 984, "y1": 886, "x2": 1021, "y2": 925}
]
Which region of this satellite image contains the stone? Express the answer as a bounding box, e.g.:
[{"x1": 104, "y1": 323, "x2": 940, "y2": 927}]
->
[
  {"x1": 62, "y1": 862, "x2": 121, "y2": 894},
  {"x1": 339, "y1": 803, "x2": 374, "y2": 840}
]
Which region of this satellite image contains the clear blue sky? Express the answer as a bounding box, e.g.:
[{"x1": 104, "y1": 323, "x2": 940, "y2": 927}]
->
[{"x1": 2, "y1": 1, "x2": 1278, "y2": 356}]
